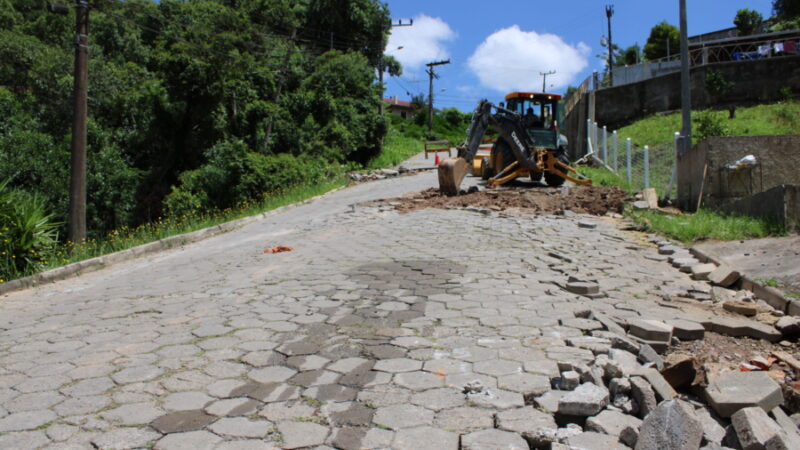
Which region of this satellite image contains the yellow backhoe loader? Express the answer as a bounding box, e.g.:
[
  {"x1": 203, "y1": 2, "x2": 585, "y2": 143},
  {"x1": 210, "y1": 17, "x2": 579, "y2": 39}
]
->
[{"x1": 438, "y1": 92, "x2": 591, "y2": 195}]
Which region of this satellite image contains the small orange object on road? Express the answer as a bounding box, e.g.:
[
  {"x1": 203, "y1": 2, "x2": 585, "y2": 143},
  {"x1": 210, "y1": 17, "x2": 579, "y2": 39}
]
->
[{"x1": 263, "y1": 245, "x2": 294, "y2": 254}]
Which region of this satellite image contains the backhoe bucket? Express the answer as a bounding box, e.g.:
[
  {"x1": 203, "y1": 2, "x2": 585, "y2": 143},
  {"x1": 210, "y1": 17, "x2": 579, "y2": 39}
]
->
[{"x1": 438, "y1": 157, "x2": 470, "y2": 196}]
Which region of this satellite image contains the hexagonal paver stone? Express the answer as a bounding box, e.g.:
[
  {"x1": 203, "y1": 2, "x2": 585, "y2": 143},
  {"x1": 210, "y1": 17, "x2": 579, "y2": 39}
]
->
[
  {"x1": 111, "y1": 365, "x2": 164, "y2": 384},
  {"x1": 0, "y1": 431, "x2": 50, "y2": 449},
  {"x1": 585, "y1": 409, "x2": 643, "y2": 437},
  {"x1": 162, "y1": 392, "x2": 215, "y2": 412},
  {"x1": 154, "y1": 430, "x2": 222, "y2": 450},
  {"x1": 205, "y1": 398, "x2": 260, "y2": 417},
  {"x1": 150, "y1": 410, "x2": 216, "y2": 434},
  {"x1": 467, "y1": 389, "x2": 525, "y2": 410},
  {"x1": 423, "y1": 359, "x2": 472, "y2": 376},
  {"x1": 394, "y1": 371, "x2": 445, "y2": 391},
  {"x1": 474, "y1": 359, "x2": 522, "y2": 377},
  {"x1": 704, "y1": 371, "x2": 784, "y2": 418},
  {"x1": 241, "y1": 351, "x2": 285, "y2": 368},
  {"x1": 635, "y1": 399, "x2": 703, "y2": 450},
  {"x1": 410, "y1": 388, "x2": 466, "y2": 411},
  {"x1": 565, "y1": 431, "x2": 630, "y2": 450},
  {"x1": 373, "y1": 404, "x2": 434, "y2": 430},
  {"x1": 215, "y1": 441, "x2": 281, "y2": 450},
  {"x1": 374, "y1": 358, "x2": 423, "y2": 373},
  {"x1": 498, "y1": 373, "x2": 550, "y2": 396},
  {"x1": 101, "y1": 403, "x2": 164, "y2": 425},
  {"x1": 248, "y1": 366, "x2": 297, "y2": 384},
  {"x1": 561, "y1": 318, "x2": 603, "y2": 331},
  {"x1": 434, "y1": 406, "x2": 494, "y2": 433},
  {"x1": 276, "y1": 421, "x2": 329, "y2": 449},
  {"x1": 393, "y1": 426, "x2": 458, "y2": 450},
  {"x1": 0, "y1": 410, "x2": 56, "y2": 432},
  {"x1": 91, "y1": 427, "x2": 161, "y2": 450},
  {"x1": 628, "y1": 319, "x2": 673, "y2": 342},
  {"x1": 327, "y1": 357, "x2": 370, "y2": 373},
  {"x1": 330, "y1": 427, "x2": 394, "y2": 449},
  {"x1": 209, "y1": 417, "x2": 271, "y2": 438},
  {"x1": 496, "y1": 407, "x2": 559, "y2": 448},
  {"x1": 286, "y1": 355, "x2": 329, "y2": 371},
  {"x1": 462, "y1": 429, "x2": 528, "y2": 450},
  {"x1": 558, "y1": 383, "x2": 610, "y2": 416}
]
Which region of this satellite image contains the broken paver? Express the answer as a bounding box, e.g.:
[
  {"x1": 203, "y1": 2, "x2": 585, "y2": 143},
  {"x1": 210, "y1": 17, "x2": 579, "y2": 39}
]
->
[
  {"x1": 705, "y1": 371, "x2": 784, "y2": 418},
  {"x1": 496, "y1": 407, "x2": 558, "y2": 447},
  {"x1": 731, "y1": 407, "x2": 783, "y2": 450},
  {"x1": 462, "y1": 429, "x2": 528, "y2": 450},
  {"x1": 586, "y1": 409, "x2": 643, "y2": 437},
  {"x1": 558, "y1": 382, "x2": 609, "y2": 416},
  {"x1": 635, "y1": 399, "x2": 703, "y2": 450},
  {"x1": 709, "y1": 317, "x2": 781, "y2": 342},
  {"x1": 708, "y1": 264, "x2": 741, "y2": 287}
]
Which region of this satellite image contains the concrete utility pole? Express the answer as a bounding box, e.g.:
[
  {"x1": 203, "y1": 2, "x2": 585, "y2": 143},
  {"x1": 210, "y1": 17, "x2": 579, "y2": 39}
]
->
[
  {"x1": 540, "y1": 70, "x2": 556, "y2": 93},
  {"x1": 605, "y1": 5, "x2": 614, "y2": 86},
  {"x1": 50, "y1": 1, "x2": 89, "y2": 242},
  {"x1": 425, "y1": 59, "x2": 450, "y2": 134},
  {"x1": 679, "y1": 0, "x2": 691, "y2": 156}
]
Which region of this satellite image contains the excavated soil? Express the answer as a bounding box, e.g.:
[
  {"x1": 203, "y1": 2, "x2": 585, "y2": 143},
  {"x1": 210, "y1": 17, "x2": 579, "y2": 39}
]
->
[{"x1": 369, "y1": 185, "x2": 628, "y2": 216}]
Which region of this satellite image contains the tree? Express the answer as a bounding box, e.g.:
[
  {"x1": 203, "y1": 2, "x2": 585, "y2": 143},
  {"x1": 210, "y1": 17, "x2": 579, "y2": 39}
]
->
[
  {"x1": 617, "y1": 44, "x2": 642, "y2": 66},
  {"x1": 734, "y1": 9, "x2": 763, "y2": 36},
  {"x1": 773, "y1": 0, "x2": 800, "y2": 18},
  {"x1": 643, "y1": 21, "x2": 679, "y2": 61}
]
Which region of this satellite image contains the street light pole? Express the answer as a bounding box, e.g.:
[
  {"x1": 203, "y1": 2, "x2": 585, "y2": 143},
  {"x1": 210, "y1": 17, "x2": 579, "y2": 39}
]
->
[{"x1": 605, "y1": 5, "x2": 615, "y2": 86}]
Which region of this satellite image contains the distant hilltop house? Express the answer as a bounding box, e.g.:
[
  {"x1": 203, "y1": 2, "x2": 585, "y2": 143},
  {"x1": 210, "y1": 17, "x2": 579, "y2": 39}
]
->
[{"x1": 382, "y1": 96, "x2": 418, "y2": 119}]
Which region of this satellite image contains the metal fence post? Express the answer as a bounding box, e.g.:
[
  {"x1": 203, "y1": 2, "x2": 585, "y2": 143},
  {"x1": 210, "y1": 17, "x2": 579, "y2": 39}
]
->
[
  {"x1": 586, "y1": 119, "x2": 592, "y2": 154},
  {"x1": 602, "y1": 126, "x2": 608, "y2": 163},
  {"x1": 644, "y1": 145, "x2": 650, "y2": 190},
  {"x1": 612, "y1": 131, "x2": 618, "y2": 173},
  {"x1": 593, "y1": 122, "x2": 598, "y2": 154},
  {"x1": 626, "y1": 138, "x2": 632, "y2": 184}
]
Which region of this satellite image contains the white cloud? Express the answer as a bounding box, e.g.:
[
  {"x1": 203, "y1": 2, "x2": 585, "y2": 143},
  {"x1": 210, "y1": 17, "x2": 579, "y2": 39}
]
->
[
  {"x1": 467, "y1": 26, "x2": 590, "y2": 93},
  {"x1": 386, "y1": 15, "x2": 456, "y2": 71}
]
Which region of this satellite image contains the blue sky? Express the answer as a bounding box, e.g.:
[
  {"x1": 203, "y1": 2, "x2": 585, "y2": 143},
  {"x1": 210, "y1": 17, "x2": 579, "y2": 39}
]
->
[{"x1": 383, "y1": 0, "x2": 774, "y2": 111}]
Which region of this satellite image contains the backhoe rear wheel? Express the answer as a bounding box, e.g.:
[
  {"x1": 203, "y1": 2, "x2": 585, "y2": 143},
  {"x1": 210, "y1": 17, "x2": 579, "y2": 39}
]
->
[{"x1": 545, "y1": 153, "x2": 569, "y2": 187}]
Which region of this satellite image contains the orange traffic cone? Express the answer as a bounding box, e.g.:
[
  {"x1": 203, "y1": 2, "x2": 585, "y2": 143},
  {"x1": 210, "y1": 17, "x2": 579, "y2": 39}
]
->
[{"x1": 435, "y1": 154, "x2": 441, "y2": 166}]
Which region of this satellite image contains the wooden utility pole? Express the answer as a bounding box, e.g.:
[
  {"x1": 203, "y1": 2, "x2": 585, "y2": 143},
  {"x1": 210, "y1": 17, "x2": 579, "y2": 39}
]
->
[
  {"x1": 540, "y1": 70, "x2": 556, "y2": 93},
  {"x1": 425, "y1": 59, "x2": 450, "y2": 134},
  {"x1": 64, "y1": 0, "x2": 90, "y2": 243},
  {"x1": 605, "y1": 5, "x2": 614, "y2": 86},
  {"x1": 679, "y1": 0, "x2": 691, "y2": 156}
]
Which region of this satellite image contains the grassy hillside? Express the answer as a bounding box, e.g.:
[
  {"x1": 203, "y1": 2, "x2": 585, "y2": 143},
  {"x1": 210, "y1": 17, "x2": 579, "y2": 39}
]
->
[{"x1": 616, "y1": 100, "x2": 800, "y2": 146}]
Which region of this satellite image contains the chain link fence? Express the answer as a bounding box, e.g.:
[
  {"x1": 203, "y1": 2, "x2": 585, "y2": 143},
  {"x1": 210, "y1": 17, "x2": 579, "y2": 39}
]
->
[{"x1": 583, "y1": 121, "x2": 679, "y2": 199}]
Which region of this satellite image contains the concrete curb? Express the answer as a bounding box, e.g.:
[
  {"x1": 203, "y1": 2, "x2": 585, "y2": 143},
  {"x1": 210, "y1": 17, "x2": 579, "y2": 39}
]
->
[
  {"x1": 0, "y1": 185, "x2": 348, "y2": 297},
  {"x1": 690, "y1": 246, "x2": 797, "y2": 316}
]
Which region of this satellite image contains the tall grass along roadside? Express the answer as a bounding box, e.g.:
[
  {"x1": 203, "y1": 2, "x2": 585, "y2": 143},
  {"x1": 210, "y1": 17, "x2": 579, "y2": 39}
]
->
[
  {"x1": 1, "y1": 179, "x2": 346, "y2": 284},
  {"x1": 628, "y1": 208, "x2": 784, "y2": 243}
]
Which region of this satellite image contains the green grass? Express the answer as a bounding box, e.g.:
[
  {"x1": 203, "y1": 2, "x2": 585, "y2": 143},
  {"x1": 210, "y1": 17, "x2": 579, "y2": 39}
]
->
[
  {"x1": 367, "y1": 126, "x2": 423, "y2": 169},
  {"x1": 577, "y1": 166, "x2": 635, "y2": 193},
  {"x1": 17, "y1": 178, "x2": 347, "y2": 281},
  {"x1": 616, "y1": 101, "x2": 800, "y2": 147},
  {"x1": 627, "y1": 208, "x2": 784, "y2": 243}
]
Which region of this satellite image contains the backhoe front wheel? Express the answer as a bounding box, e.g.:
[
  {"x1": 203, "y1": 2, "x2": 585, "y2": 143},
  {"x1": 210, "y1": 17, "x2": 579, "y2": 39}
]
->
[
  {"x1": 544, "y1": 153, "x2": 570, "y2": 187},
  {"x1": 480, "y1": 157, "x2": 493, "y2": 180}
]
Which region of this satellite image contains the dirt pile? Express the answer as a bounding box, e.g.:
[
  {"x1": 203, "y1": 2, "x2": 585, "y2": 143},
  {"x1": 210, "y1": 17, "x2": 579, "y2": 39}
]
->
[{"x1": 372, "y1": 185, "x2": 628, "y2": 216}]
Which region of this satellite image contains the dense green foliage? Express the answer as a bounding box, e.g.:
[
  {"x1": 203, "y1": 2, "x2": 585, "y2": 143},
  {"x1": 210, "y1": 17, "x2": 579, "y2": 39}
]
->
[
  {"x1": 773, "y1": 0, "x2": 800, "y2": 19},
  {"x1": 734, "y1": 9, "x2": 764, "y2": 35},
  {"x1": 643, "y1": 21, "x2": 680, "y2": 61},
  {"x1": 0, "y1": 0, "x2": 393, "y2": 279},
  {"x1": 0, "y1": 181, "x2": 60, "y2": 279},
  {"x1": 628, "y1": 209, "x2": 784, "y2": 243}
]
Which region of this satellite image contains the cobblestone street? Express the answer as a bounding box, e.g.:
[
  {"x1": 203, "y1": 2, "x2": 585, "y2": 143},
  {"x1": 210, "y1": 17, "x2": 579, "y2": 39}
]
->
[{"x1": 0, "y1": 171, "x2": 736, "y2": 449}]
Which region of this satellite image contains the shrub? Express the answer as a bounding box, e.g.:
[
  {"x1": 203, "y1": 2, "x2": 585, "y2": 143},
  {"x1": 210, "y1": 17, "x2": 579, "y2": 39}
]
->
[
  {"x1": 164, "y1": 141, "x2": 338, "y2": 218},
  {"x1": 0, "y1": 180, "x2": 60, "y2": 280},
  {"x1": 695, "y1": 110, "x2": 728, "y2": 141}
]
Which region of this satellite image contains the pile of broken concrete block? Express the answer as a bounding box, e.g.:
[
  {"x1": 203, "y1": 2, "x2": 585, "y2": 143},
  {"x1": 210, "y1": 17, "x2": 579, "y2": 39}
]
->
[
  {"x1": 652, "y1": 239, "x2": 800, "y2": 343},
  {"x1": 516, "y1": 311, "x2": 800, "y2": 449}
]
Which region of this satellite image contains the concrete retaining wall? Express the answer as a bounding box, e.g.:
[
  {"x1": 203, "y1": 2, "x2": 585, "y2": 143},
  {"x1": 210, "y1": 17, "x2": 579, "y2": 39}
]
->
[
  {"x1": 595, "y1": 55, "x2": 800, "y2": 130},
  {"x1": 677, "y1": 135, "x2": 800, "y2": 230}
]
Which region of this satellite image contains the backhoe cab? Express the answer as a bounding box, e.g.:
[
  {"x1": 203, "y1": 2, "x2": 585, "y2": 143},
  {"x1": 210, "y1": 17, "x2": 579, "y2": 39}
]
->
[{"x1": 437, "y1": 92, "x2": 591, "y2": 195}]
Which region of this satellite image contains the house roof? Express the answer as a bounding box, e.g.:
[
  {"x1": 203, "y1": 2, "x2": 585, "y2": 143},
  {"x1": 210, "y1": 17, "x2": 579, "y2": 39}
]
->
[{"x1": 382, "y1": 97, "x2": 414, "y2": 108}]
